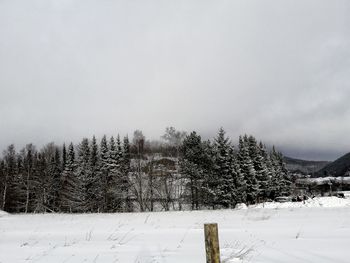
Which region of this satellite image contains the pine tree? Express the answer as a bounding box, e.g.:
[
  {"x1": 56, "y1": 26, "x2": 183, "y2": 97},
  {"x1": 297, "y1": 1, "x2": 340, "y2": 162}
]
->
[
  {"x1": 86, "y1": 135, "x2": 103, "y2": 212},
  {"x1": 269, "y1": 146, "x2": 286, "y2": 198},
  {"x1": 59, "y1": 143, "x2": 81, "y2": 212},
  {"x1": 180, "y1": 131, "x2": 210, "y2": 210},
  {"x1": 256, "y1": 142, "x2": 271, "y2": 201},
  {"x1": 50, "y1": 147, "x2": 62, "y2": 211},
  {"x1": 32, "y1": 152, "x2": 49, "y2": 213},
  {"x1": 238, "y1": 135, "x2": 259, "y2": 204},
  {"x1": 99, "y1": 135, "x2": 109, "y2": 212},
  {"x1": 248, "y1": 136, "x2": 269, "y2": 202},
  {"x1": 198, "y1": 140, "x2": 214, "y2": 208},
  {"x1": 265, "y1": 148, "x2": 277, "y2": 199},
  {"x1": 105, "y1": 136, "x2": 119, "y2": 212},
  {"x1": 114, "y1": 135, "x2": 124, "y2": 212},
  {"x1": 13, "y1": 151, "x2": 25, "y2": 212},
  {"x1": 76, "y1": 138, "x2": 91, "y2": 212},
  {"x1": 270, "y1": 148, "x2": 291, "y2": 196},
  {"x1": 62, "y1": 143, "x2": 67, "y2": 170},
  {"x1": 0, "y1": 160, "x2": 5, "y2": 210},
  {"x1": 21, "y1": 144, "x2": 35, "y2": 213},
  {"x1": 230, "y1": 150, "x2": 247, "y2": 204},
  {"x1": 213, "y1": 128, "x2": 234, "y2": 208},
  {"x1": 0, "y1": 128, "x2": 294, "y2": 213}
]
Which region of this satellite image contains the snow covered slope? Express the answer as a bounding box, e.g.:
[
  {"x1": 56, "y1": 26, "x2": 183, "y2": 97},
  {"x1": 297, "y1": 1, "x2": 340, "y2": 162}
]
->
[{"x1": 1, "y1": 198, "x2": 349, "y2": 263}]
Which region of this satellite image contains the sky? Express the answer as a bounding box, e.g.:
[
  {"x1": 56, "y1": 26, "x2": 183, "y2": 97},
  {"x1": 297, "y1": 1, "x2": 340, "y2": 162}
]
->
[{"x1": 0, "y1": 0, "x2": 350, "y2": 161}]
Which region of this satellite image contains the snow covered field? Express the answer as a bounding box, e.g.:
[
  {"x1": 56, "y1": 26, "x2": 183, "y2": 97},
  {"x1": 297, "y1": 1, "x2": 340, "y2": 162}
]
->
[{"x1": 1, "y1": 197, "x2": 350, "y2": 263}]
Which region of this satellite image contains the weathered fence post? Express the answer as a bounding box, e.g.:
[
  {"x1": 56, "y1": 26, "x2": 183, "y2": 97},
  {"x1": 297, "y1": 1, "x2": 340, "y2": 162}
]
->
[{"x1": 204, "y1": 223, "x2": 221, "y2": 263}]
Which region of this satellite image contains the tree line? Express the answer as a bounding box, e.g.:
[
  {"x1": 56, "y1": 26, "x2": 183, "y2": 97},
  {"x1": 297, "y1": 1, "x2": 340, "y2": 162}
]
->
[
  {"x1": 180, "y1": 128, "x2": 290, "y2": 210},
  {"x1": 0, "y1": 127, "x2": 291, "y2": 213}
]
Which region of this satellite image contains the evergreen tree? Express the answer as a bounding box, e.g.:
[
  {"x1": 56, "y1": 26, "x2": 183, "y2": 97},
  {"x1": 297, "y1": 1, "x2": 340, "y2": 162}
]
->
[
  {"x1": 180, "y1": 131, "x2": 210, "y2": 210},
  {"x1": 0, "y1": 128, "x2": 294, "y2": 213},
  {"x1": 230, "y1": 149, "x2": 247, "y2": 204},
  {"x1": 248, "y1": 136, "x2": 269, "y2": 202},
  {"x1": 13, "y1": 152, "x2": 25, "y2": 212},
  {"x1": 0, "y1": 160, "x2": 5, "y2": 210},
  {"x1": 265, "y1": 148, "x2": 277, "y2": 199},
  {"x1": 200, "y1": 140, "x2": 215, "y2": 208},
  {"x1": 114, "y1": 135, "x2": 124, "y2": 212},
  {"x1": 76, "y1": 138, "x2": 91, "y2": 212},
  {"x1": 270, "y1": 147, "x2": 291, "y2": 197},
  {"x1": 20, "y1": 144, "x2": 36, "y2": 213},
  {"x1": 59, "y1": 143, "x2": 81, "y2": 212},
  {"x1": 62, "y1": 143, "x2": 67, "y2": 170},
  {"x1": 238, "y1": 135, "x2": 259, "y2": 204},
  {"x1": 105, "y1": 136, "x2": 120, "y2": 212},
  {"x1": 269, "y1": 146, "x2": 285, "y2": 198},
  {"x1": 213, "y1": 128, "x2": 234, "y2": 208},
  {"x1": 32, "y1": 152, "x2": 49, "y2": 212},
  {"x1": 99, "y1": 135, "x2": 109, "y2": 212},
  {"x1": 50, "y1": 147, "x2": 62, "y2": 211},
  {"x1": 86, "y1": 135, "x2": 103, "y2": 212},
  {"x1": 256, "y1": 142, "x2": 271, "y2": 200}
]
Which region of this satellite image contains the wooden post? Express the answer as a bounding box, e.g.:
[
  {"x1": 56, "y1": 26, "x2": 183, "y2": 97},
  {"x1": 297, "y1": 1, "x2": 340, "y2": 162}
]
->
[{"x1": 204, "y1": 223, "x2": 221, "y2": 263}]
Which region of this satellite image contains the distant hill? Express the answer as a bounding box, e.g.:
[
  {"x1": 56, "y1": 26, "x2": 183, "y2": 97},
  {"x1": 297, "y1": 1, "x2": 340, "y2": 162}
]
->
[
  {"x1": 284, "y1": 156, "x2": 330, "y2": 175},
  {"x1": 315, "y1": 152, "x2": 350, "y2": 177}
]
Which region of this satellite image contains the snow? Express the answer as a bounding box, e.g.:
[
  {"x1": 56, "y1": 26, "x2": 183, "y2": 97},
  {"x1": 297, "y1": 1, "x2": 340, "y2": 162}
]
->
[
  {"x1": 1, "y1": 197, "x2": 350, "y2": 263},
  {"x1": 252, "y1": 196, "x2": 350, "y2": 209},
  {"x1": 342, "y1": 191, "x2": 350, "y2": 198},
  {"x1": 235, "y1": 203, "x2": 248, "y2": 210},
  {"x1": 0, "y1": 210, "x2": 7, "y2": 217}
]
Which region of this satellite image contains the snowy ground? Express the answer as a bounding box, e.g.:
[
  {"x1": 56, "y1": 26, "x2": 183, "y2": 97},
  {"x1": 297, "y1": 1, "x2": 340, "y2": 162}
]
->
[{"x1": 1, "y1": 197, "x2": 350, "y2": 263}]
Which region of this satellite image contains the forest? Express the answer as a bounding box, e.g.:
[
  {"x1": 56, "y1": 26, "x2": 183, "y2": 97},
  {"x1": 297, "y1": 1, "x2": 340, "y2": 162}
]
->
[{"x1": 0, "y1": 127, "x2": 290, "y2": 213}]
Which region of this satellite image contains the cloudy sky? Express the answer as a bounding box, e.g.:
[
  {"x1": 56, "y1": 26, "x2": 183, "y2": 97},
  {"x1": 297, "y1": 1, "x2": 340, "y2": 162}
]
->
[{"x1": 0, "y1": 0, "x2": 349, "y2": 161}]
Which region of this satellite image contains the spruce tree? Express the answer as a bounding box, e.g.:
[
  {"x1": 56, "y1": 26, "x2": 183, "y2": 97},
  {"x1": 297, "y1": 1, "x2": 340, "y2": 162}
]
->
[
  {"x1": 213, "y1": 128, "x2": 234, "y2": 208},
  {"x1": 256, "y1": 142, "x2": 271, "y2": 201},
  {"x1": 230, "y1": 150, "x2": 247, "y2": 204},
  {"x1": 114, "y1": 135, "x2": 124, "y2": 212},
  {"x1": 248, "y1": 136, "x2": 269, "y2": 202},
  {"x1": 59, "y1": 143, "x2": 81, "y2": 212},
  {"x1": 269, "y1": 146, "x2": 285, "y2": 198},
  {"x1": 0, "y1": 160, "x2": 5, "y2": 210},
  {"x1": 180, "y1": 131, "x2": 210, "y2": 210},
  {"x1": 76, "y1": 138, "x2": 91, "y2": 212},
  {"x1": 99, "y1": 135, "x2": 109, "y2": 212},
  {"x1": 32, "y1": 152, "x2": 49, "y2": 212},
  {"x1": 50, "y1": 147, "x2": 62, "y2": 211},
  {"x1": 238, "y1": 135, "x2": 259, "y2": 204},
  {"x1": 201, "y1": 139, "x2": 215, "y2": 208},
  {"x1": 62, "y1": 143, "x2": 67, "y2": 170},
  {"x1": 13, "y1": 151, "x2": 25, "y2": 213},
  {"x1": 87, "y1": 135, "x2": 103, "y2": 212},
  {"x1": 106, "y1": 136, "x2": 119, "y2": 212},
  {"x1": 271, "y1": 148, "x2": 291, "y2": 196}
]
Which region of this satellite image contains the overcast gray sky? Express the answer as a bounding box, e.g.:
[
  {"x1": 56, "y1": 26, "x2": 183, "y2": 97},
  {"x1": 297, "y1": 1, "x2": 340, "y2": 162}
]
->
[{"x1": 1, "y1": 0, "x2": 350, "y2": 161}]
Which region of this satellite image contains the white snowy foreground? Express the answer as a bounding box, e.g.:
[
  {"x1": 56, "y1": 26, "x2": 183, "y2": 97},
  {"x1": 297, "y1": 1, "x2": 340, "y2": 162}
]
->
[{"x1": 1, "y1": 197, "x2": 350, "y2": 263}]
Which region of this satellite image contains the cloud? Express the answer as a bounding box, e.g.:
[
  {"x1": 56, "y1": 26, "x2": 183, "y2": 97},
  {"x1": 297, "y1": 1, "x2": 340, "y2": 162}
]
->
[{"x1": 0, "y1": 0, "x2": 349, "y2": 160}]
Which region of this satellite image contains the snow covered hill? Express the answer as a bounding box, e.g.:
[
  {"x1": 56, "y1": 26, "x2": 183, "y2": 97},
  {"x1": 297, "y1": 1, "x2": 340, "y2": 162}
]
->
[
  {"x1": 284, "y1": 156, "x2": 330, "y2": 175},
  {"x1": 1, "y1": 197, "x2": 349, "y2": 263}
]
